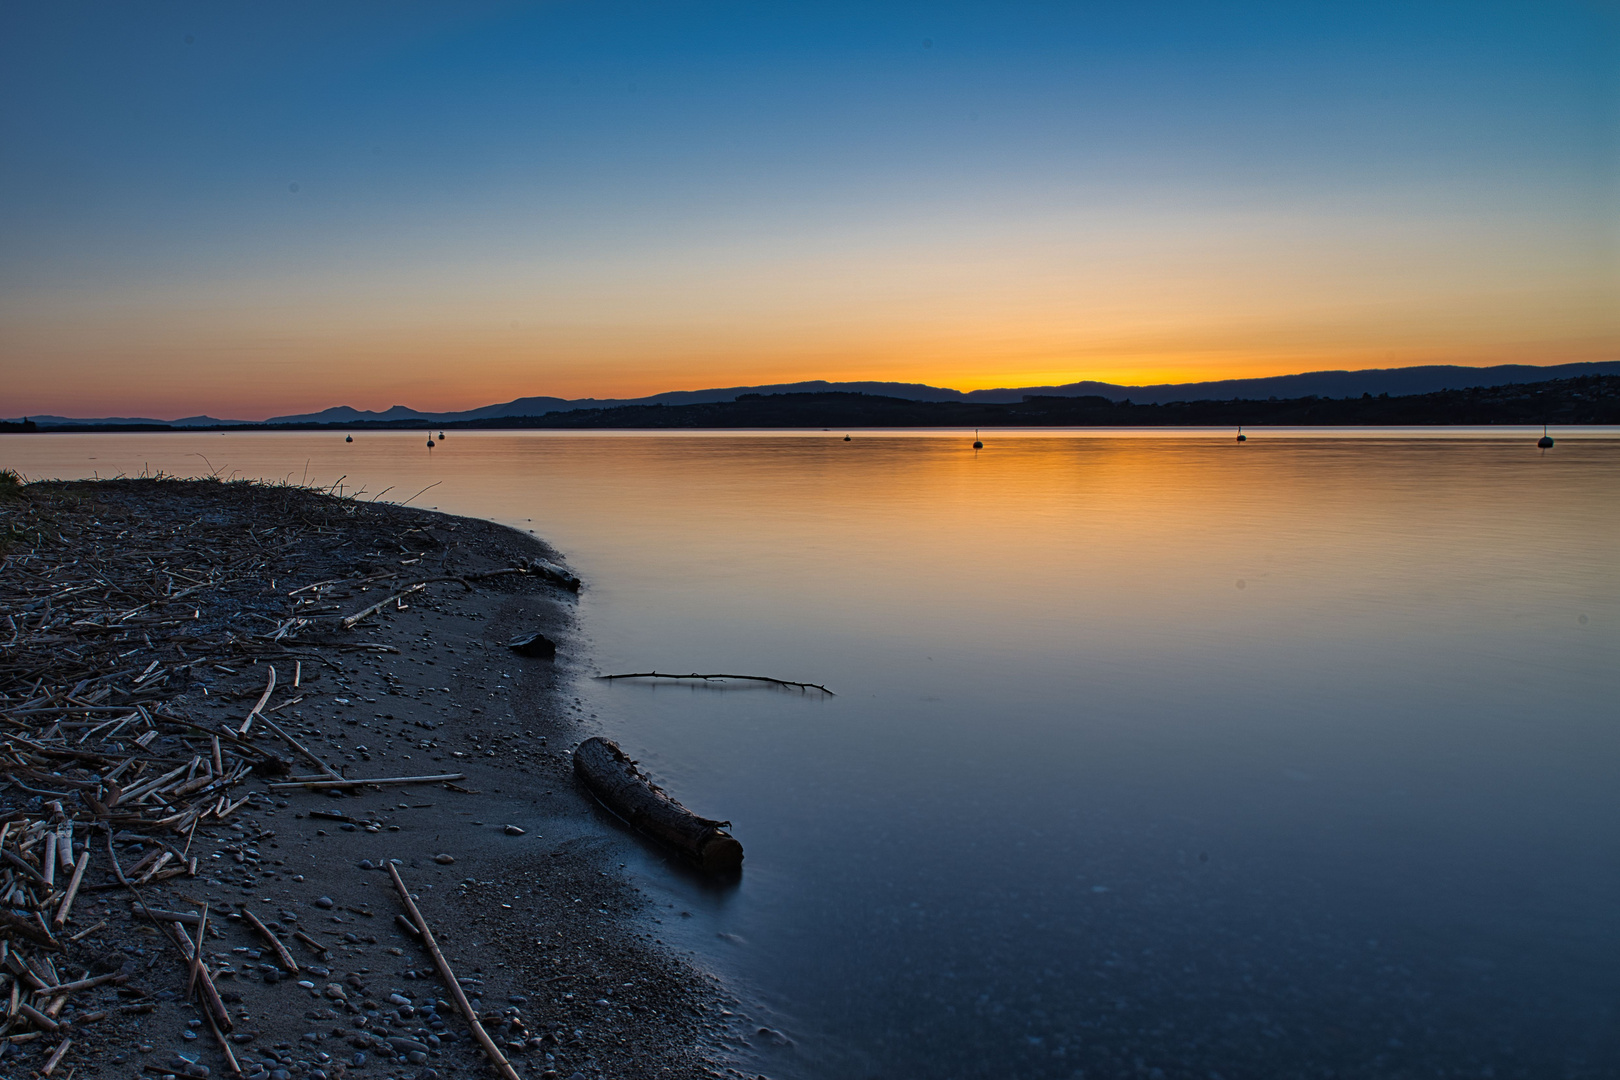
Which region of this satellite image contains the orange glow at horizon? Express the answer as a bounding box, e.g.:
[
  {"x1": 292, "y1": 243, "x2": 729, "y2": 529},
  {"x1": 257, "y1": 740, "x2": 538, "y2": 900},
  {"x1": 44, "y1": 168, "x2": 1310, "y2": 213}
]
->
[{"x1": 5, "y1": 198, "x2": 1612, "y2": 419}]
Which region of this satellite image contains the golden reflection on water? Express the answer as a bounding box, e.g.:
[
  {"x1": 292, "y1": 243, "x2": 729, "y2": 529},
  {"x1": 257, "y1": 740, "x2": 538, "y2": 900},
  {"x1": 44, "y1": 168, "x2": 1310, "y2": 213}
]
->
[{"x1": 5, "y1": 429, "x2": 1617, "y2": 1076}]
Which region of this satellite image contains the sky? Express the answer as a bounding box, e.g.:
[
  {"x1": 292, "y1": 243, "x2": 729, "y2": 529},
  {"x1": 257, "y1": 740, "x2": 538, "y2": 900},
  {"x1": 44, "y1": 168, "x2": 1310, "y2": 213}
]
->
[{"x1": 1, "y1": 1, "x2": 1616, "y2": 420}]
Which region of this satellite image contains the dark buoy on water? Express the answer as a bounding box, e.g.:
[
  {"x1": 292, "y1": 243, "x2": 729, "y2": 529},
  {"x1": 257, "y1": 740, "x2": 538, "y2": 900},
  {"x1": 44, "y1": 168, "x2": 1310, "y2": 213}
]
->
[
  {"x1": 844, "y1": 434, "x2": 851, "y2": 442},
  {"x1": 1538, "y1": 425, "x2": 1554, "y2": 449},
  {"x1": 972, "y1": 428, "x2": 983, "y2": 450},
  {"x1": 345, "y1": 435, "x2": 353, "y2": 443},
  {"x1": 1236, "y1": 426, "x2": 1247, "y2": 442},
  {"x1": 439, "y1": 431, "x2": 446, "y2": 440}
]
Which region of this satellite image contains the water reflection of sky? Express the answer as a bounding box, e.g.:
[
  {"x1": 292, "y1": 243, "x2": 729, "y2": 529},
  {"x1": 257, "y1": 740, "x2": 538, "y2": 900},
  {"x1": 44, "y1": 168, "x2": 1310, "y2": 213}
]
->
[{"x1": 6, "y1": 429, "x2": 1617, "y2": 1078}]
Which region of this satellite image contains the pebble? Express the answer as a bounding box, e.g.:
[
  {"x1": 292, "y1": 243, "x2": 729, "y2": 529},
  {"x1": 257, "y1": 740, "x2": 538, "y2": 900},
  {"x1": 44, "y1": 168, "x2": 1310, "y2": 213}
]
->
[
  {"x1": 389, "y1": 992, "x2": 412, "y2": 1006},
  {"x1": 314, "y1": 896, "x2": 335, "y2": 909},
  {"x1": 358, "y1": 859, "x2": 376, "y2": 870},
  {"x1": 503, "y1": 825, "x2": 526, "y2": 836},
  {"x1": 433, "y1": 853, "x2": 455, "y2": 864}
]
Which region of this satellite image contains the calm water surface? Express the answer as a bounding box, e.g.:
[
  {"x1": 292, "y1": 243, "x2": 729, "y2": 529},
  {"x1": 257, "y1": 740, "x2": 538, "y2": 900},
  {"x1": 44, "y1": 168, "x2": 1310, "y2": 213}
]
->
[{"x1": 6, "y1": 429, "x2": 1617, "y2": 1078}]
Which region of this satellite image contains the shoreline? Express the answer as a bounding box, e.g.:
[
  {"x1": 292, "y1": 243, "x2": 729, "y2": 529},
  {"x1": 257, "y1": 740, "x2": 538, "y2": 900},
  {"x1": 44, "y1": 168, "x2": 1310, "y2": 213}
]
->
[{"x1": 0, "y1": 477, "x2": 741, "y2": 1080}]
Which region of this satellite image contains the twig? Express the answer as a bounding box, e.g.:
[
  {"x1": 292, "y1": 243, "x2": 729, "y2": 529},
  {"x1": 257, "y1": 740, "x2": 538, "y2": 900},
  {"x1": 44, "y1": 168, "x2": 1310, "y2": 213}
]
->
[
  {"x1": 341, "y1": 583, "x2": 425, "y2": 630},
  {"x1": 52, "y1": 849, "x2": 90, "y2": 928},
  {"x1": 266, "y1": 772, "x2": 465, "y2": 791},
  {"x1": 40, "y1": 1035, "x2": 71, "y2": 1075},
  {"x1": 290, "y1": 928, "x2": 328, "y2": 956},
  {"x1": 388, "y1": 863, "x2": 522, "y2": 1080},
  {"x1": 236, "y1": 665, "x2": 275, "y2": 735},
  {"x1": 239, "y1": 907, "x2": 299, "y2": 973},
  {"x1": 66, "y1": 918, "x2": 107, "y2": 943},
  {"x1": 398, "y1": 481, "x2": 441, "y2": 507},
  {"x1": 595, "y1": 671, "x2": 835, "y2": 695},
  {"x1": 251, "y1": 714, "x2": 343, "y2": 781}
]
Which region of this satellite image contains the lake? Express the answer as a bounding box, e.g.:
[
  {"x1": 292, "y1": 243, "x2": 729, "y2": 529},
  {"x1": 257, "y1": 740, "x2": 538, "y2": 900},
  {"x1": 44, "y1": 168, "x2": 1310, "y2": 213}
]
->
[{"x1": 5, "y1": 428, "x2": 1617, "y2": 1078}]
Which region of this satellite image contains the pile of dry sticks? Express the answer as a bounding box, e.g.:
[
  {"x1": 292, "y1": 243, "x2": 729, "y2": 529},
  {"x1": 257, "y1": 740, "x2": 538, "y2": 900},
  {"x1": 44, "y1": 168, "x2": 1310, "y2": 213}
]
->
[{"x1": 0, "y1": 475, "x2": 568, "y2": 1076}]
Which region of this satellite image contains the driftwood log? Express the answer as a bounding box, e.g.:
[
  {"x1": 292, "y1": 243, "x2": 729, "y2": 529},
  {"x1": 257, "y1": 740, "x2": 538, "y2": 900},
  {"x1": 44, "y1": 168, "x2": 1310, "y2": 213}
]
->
[{"x1": 572, "y1": 737, "x2": 743, "y2": 871}]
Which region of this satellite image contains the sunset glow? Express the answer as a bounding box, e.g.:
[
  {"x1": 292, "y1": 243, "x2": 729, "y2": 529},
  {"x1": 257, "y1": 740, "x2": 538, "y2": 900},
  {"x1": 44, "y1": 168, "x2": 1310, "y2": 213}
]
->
[{"x1": 2, "y1": 2, "x2": 1614, "y2": 419}]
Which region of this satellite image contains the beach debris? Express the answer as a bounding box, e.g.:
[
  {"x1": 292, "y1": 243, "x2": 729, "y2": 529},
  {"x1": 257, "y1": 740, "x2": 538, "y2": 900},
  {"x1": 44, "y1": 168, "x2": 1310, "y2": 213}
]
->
[
  {"x1": 595, "y1": 670, "x2": 834, "y2": 695},
  {"x1": 573, "y1": 736, "x2": 743, "y2": 871},
  {"x1": 0, "y1": 476, "x2": 603, "y2": 1072},
  {"x1": 265, "y1": 771, "x2": 466, "y2": 792},
  {"x1": 521, "y1": 557, "x2": 581, "y2": 592},
  {"x1": 388, "y1": 863, "x2": 523, "y2": 1080},
  {"x1": 507, "y1": 631, "x2": 557, "y2": 659}
]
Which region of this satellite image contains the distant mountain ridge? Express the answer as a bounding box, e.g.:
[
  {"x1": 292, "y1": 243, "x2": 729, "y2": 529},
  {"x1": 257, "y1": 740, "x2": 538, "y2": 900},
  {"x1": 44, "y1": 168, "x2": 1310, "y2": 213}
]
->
[{"x1": 13, "y1": 361, "x2": 1618, "y2": 426}]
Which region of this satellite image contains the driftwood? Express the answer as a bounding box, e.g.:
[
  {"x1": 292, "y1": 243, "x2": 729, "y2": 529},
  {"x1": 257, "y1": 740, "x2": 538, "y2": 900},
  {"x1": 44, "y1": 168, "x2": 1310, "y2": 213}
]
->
[
  {"x1": 339, "y1": 562, "x2": 575, "y2": 631},
  {"x1": 523, "y1": 558, "x2": 580, "y2": 592},
  {"x1": 236, "y1": 665, "x2": 276, "y2": 735},
  {"x1": 596, "y1": 670, "x2": 834, "y2": 695},
  {"x1": 573, "y1": 736, "x2": 743, "y2": 871},
  {"x1": 265, "y1": 771, "x2": 465, "y2": 791},
  {"x1": 388, "y1": 864, "x2": 522, "y2": 1080},
  {"x1": 239, "y1": 906, "x2": 299, "y2": 973}
]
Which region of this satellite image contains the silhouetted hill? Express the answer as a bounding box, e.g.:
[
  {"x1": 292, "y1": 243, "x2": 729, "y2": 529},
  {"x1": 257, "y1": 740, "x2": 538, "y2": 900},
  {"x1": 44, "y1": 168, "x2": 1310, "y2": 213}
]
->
[
  {"x1": 450, "y1": 375, "x2": 1619, "y2": 429},
  {"x1": 16, "y1": 362, "x2": 1618, "y2": 428}
]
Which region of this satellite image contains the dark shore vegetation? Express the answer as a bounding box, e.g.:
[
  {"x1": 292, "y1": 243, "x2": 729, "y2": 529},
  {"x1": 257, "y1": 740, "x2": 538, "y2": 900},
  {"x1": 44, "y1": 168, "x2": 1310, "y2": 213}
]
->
[
  {"x1": 455, "y1": 373, "x2": 1620, "y2": 430},
  {"x1": 15, "y1": 374, "x2": 1618, "y2": 434},
  {"x1": 0, "y1": 477, "x2": 737, "y2": 1080}
]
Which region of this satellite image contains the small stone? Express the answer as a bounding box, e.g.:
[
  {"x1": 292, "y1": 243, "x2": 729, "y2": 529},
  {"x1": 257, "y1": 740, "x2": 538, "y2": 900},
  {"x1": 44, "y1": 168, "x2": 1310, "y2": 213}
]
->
[
  {"x1": 297, "y1": 980, "x2": 316, "y2": 990},
  {"x1": 350, "y1": 1053, "x2": 367, "y2": 1068},
  {"x1": 503, "y1": 825, "x2": 525, "y2": 836},
  {"x1": 358, "y1": 859, "x2": 375, "y2": 870},
  {"x1": 314, "y1": 897, "x2": 335, "y2": 909},
  {"x1": 324, "y1": 984, "x2": 347, "y2": 1001},
  {"x1": 432, "y1": 854, "x2": 454, "y2": 865}
]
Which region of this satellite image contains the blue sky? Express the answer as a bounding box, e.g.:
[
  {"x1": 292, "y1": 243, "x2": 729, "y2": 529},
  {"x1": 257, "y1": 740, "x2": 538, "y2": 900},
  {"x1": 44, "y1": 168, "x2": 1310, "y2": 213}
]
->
[{"x1": 2, "y1": 1, "x2": 1614, "y2": 417}]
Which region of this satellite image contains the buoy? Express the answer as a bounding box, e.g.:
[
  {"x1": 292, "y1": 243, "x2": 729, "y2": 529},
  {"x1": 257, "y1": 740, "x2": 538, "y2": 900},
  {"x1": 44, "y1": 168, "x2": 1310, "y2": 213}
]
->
[
  {"x1": 844, "y1": 434, "x2": 851, "y2": 442},
  {"x1": 1538, "y1": 425, "x2": 1554, "y2": 449},
  {"x1": 1236, "y1": 426, "x2": 1247, "y2": 442},
  {"x1": 972, "y1": 428, "x2": 983, "y2": 450},
  {"x1": 427, "y1": 438, "x2": 435, "y2": 448},
  {"x1": 345, "y1": 435, "x2": 353, "y2": 443},
  {"x1": 439, "y1": 431, "x2": 446, "y2": 440}
]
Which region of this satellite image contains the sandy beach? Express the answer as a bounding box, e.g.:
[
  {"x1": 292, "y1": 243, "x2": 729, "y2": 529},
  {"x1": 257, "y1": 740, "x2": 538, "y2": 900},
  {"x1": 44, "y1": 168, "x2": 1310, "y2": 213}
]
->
[{"x1": 0, "y1": 478, "x2": 747, "y2": 1080}]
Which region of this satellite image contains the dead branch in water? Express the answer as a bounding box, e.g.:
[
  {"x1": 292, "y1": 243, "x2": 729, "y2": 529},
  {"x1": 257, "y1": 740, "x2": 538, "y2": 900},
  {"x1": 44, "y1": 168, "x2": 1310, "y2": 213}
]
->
[{"x1": 595, "y1": 671, "x2": 835, "y2": 695}]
